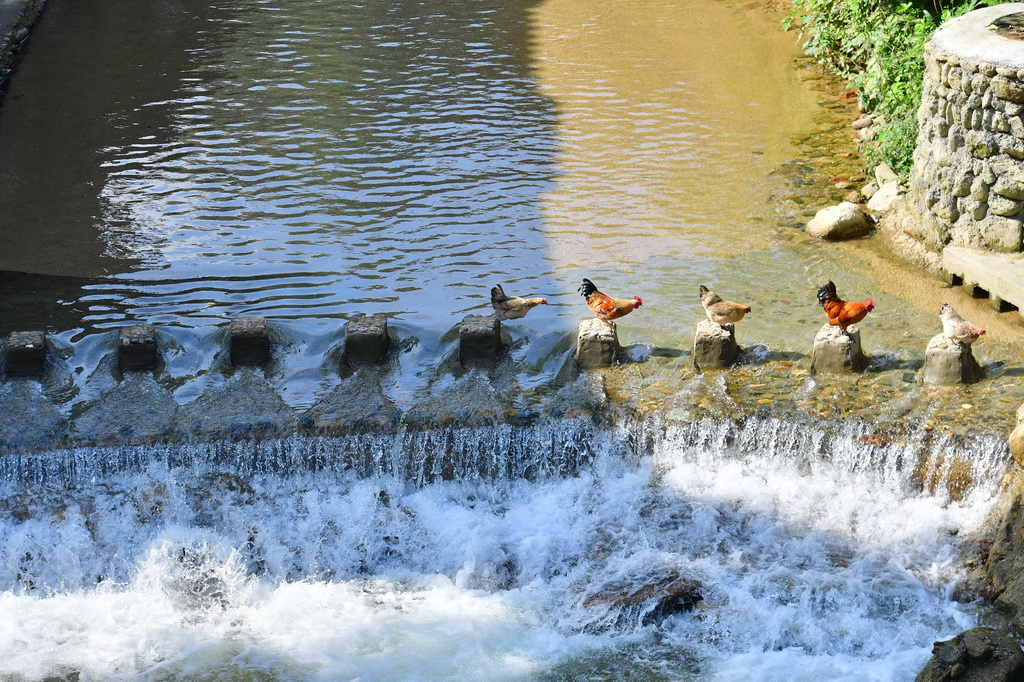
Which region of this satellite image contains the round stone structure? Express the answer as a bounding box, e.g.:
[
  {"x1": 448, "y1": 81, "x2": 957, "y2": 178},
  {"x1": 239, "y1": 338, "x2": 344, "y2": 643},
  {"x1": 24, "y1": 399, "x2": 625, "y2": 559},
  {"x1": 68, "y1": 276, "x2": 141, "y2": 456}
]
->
[{"x1": 906, "y1": 4, "x2": 1024, "y2": 256}]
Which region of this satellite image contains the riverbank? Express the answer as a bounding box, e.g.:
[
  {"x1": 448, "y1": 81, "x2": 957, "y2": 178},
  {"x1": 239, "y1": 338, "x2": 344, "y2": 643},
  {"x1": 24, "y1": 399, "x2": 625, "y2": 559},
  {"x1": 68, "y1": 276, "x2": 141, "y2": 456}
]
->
[{"x1": 0, "y1": 0, "x2": 42, "y2": 78}]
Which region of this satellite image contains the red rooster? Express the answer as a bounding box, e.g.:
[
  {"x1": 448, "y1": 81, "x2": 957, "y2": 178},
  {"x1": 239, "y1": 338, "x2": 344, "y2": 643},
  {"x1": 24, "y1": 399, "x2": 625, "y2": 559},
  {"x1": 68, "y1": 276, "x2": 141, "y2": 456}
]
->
[
  {"x1": 817, "y1": 280, "x2": 874, "y2": 335},
  {"x1": 579, "y1": 278, "x2": 642, "y2": 325}
]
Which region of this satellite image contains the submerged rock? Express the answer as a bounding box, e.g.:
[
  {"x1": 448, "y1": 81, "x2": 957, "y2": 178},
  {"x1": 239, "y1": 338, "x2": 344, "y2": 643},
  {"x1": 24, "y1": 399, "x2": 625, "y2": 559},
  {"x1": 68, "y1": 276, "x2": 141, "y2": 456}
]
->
[
  {"x1": 577, "y1": 564, "x2": 703, "y2": 628},
  {"x1": 915, "y1": 627, "x2": 1024, "y2": 682}
]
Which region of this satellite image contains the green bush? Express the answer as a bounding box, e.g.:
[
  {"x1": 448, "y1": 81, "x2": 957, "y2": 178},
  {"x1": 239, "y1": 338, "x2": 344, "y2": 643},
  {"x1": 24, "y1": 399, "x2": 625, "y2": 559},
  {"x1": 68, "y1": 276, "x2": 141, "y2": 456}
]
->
[{"x1": 784, "y1": 0, "x2": 1001, "y2": 177}]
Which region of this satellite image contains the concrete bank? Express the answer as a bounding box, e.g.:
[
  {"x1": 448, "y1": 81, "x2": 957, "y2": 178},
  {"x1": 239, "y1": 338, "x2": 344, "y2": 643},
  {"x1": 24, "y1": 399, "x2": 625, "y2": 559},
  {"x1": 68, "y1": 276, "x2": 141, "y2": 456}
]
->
[{"x1": 0, "y1": 0, "x2": 43, "y2": 77}]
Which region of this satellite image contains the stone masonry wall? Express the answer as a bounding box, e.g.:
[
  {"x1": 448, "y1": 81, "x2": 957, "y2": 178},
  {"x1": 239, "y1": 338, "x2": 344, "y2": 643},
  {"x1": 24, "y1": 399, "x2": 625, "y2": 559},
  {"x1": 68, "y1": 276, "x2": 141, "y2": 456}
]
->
[{"x1": 906, "y1": 5, "x2": 1024, "y2": 255}]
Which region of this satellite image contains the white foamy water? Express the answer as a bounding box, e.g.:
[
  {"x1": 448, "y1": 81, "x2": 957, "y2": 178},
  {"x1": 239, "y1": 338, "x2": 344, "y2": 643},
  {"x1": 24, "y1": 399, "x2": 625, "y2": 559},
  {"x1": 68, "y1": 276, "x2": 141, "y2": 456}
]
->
[{"x1": 0, "y1": 420, "x2": 1010, "y2": 681}]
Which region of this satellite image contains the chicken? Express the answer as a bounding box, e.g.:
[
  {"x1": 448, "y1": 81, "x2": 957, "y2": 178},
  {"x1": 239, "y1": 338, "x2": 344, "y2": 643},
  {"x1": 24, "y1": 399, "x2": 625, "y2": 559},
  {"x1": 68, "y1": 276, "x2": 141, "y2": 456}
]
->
[
  {"x1": 940, "y1": 303, "x2": 985, "y2": 345},
  {"x1": 699, "y1": 285, "x2": 751, "y2": 326},
  {"x1": 816, "y1": 280, "x2": 874, "y2": 335},
  {"x1": 578, "y1": 278, "x2": 642, "y2": 325},
  {"x1": 490, "y1": 284, "x2": 547, "y2": 321}
]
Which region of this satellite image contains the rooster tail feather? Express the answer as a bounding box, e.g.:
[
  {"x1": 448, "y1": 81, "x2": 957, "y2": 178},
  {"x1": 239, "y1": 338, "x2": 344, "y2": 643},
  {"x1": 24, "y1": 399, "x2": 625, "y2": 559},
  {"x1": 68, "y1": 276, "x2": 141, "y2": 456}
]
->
[
  {"x1": 579, "y1": 278, "x2": 597, "y2": 298},
  {"x1": 817, "y1": 280, "x2": 837, "y2": 307},
  {"x1": 490, "y1": 284, "x2": 506, "y2": 304}
]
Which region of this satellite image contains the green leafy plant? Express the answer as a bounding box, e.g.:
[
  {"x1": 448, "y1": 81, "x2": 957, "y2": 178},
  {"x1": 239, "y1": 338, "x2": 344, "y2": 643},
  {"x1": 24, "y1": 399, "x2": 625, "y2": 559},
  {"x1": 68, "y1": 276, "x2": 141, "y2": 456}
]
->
[{"x1": 785, "y1": 0, "x2": 1001, "y2": 177}]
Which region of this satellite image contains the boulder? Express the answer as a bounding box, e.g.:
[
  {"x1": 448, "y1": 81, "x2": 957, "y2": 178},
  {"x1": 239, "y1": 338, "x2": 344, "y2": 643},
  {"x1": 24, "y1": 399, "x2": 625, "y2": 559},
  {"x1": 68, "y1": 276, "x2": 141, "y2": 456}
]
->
[
  {"x1": 576, "y1": 318, "x2": 620, "y2": 368},
  {"x1": 579, "y1": 565, "x2": 703, "y2": 627},
  {"x1": 806, "y1": 202, "x2": 872, "y2": 240},
  {"x1": 693, "y1": 319, "x2": 737, "y2": 369},
  {"x1": 921, "y1": 333, "x2": 982, "y2": 385},
  {"x1": 915, "y1": 627, "x2": 1024, "y2": 682},
  {"x1": 811, "y1": 324, "x2": 865, "y2": 373}
]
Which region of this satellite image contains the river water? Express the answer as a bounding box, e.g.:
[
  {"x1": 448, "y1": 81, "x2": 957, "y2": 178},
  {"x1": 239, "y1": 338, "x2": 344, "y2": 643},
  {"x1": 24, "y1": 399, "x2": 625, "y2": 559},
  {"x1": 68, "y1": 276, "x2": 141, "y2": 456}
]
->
[{"x1": 0, "y1": 0, "x2": 1019, "y2": 679}]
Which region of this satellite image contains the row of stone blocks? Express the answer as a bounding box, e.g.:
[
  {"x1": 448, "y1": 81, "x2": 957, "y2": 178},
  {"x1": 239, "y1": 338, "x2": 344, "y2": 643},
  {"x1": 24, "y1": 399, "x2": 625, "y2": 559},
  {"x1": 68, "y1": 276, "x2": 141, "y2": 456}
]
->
[
  {"x1": 0, "y1": 313, "x2": 510, "y2": 377},
  {"x1": 580, "y1": 319, "x2": 980, "y2": 385},
  {"x1": 1, "y1": 314, "x2": 983, "y2": 385}
]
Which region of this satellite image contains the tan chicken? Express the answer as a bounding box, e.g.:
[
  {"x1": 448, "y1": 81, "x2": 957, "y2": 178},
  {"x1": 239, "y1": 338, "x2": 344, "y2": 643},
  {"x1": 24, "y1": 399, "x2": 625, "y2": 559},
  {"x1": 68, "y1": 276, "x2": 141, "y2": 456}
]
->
[
  {"x1": 578, "y1": 278, "x2": 642, "y2": 325},
  {"x1": 940, "y1": 303, "x2": 985, "y2": 345},
  {"x1": 490, "y1": 284, "x2": 547, "y2": 321},
  {"x1": 699, "y1": 285, "x2": 751, "y2": 326}
]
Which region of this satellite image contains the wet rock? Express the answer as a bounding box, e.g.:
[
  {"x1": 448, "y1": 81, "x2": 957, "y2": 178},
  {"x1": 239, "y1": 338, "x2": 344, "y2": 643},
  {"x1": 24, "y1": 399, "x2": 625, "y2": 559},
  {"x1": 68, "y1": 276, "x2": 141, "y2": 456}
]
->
[
  {"x1": 230, "y1": 316, "x2": 270, "y2": 367},
  {"x1": 692, "y1": 319, "x2": 737, "y2": 370},
  {"x1": 1009, "y1": 417, "x2": 1024, "y2": 468},
  {"x1": 404, "y1": 369, "x2": 506, "y2": 428},
  {"x1": 576, "y1": 318, "x2": 620, "y2": 368},
  {"x1": 0, "y1": 380, "x2": 68, "y2": 448},
  {"x1": 74, "y1": 372, "x2": 178, "y2": 444},
  {"x1": 921, "y1": 333, "x2": 982, "y2": 385},
  {"x1": 459, "y1": 314, "x2": 502, "y2": 368},
  {"x1": 117, "y1": 324, "x2": 158, "y2": 372},
  {"x1": 915, "y1": 627, "x2": 1024, "y2": 682},
  {"x1": 176, "y1": 367, "x2": 295, "y2": 439},
  {"x1": 578, "y1": 564, "x2": 703, "y2": 627},
  {"x1": 806, "y1": 202, "x2": 872, "y2": 240},
  {"x1": 5, "y1": 331, "x2": 46, "y2": 377},
  {"x1": 344, "y1": 313, "x2": 391, "y2": 366},
  {"x1": 811, "y1": 324, "x2": 865, "y2": 373},
  {"x1": 303, "y1": 371, "x2": 402, "y2": 434}
]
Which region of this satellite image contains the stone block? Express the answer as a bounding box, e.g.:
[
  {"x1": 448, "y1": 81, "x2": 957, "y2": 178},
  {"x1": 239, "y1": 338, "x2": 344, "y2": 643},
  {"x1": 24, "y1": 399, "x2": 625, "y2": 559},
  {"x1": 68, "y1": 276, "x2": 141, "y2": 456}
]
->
[
  {"x1": 5, "y1": 331, "x2": 46, "y2": 377},
  {"x1": 963, "y1": 281, "x2": 989, "y2": 298},
  {"x1": 922, "y1": 334, "x2": 982, "y2": 385},
  {"x1": 575, "y1": 318, "x2": 620, "y2": 369},
  {"x1": 230, "y1": 317, "x2": 270, "y2": 366},
  {"x1": 692, "y1": 320, "x2": 737, "y2": 370},
  {"x1": 990, "y1": 295, "x2": 1017, "y2": 313},
  {"x1": 344, "y1": 313, "x2": 391, "y2": 366},
  {"x1": 811, "y1": 324, "x2": 865, "y2": 374},
  {"x1": 459, "y1": 314, "x2": 501, "y2": 368},
  {"x1": 118, "y1": 324, "x2": 158, "y2": 372}
]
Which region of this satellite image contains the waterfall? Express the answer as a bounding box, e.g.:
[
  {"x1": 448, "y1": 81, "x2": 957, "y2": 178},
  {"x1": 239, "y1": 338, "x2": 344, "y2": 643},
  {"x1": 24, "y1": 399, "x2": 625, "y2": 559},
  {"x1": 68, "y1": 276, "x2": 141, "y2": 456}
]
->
[{"x1": 0, "y1": 416, "x2": 1011, "y2": 681}]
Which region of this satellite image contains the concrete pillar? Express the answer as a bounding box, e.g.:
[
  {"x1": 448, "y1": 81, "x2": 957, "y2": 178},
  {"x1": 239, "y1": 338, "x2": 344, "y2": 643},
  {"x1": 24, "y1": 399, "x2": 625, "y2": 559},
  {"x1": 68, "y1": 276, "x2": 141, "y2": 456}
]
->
[
  {"x1": 5, "y1": 331, "x2": 46, "y2": 376},
  {"x1": 344, "y1": 313, "x2": 391, "y2": 366},
  {"x1": 922, "y1": 333, "x2": 982, "y2": 384},
  {"x1": 811, "y1": 324, "x2": 866, "y2": 373},
  {"x1": 230, "y1": 316, "x2": 270, "y2": 366},
  {"x1": 576, "y1": 318, "x2": 620, "y2": 369},
  {"x1": 459, "y1": 314, "x2": 501, "y2": 367},
  {"x1": 693, "y1": 320, "x2": 737, "y2": 370},
  {"x1": 118, "y1": 324, "x2": 159, "y2": 372}
]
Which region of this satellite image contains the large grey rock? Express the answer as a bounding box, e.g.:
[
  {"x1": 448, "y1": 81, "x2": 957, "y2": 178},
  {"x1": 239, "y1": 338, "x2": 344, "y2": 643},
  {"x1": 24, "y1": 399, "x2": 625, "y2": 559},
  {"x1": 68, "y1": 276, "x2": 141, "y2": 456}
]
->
[
  {"x1": 692, "y1": 319, "x2": 737, "y2": 369},
  {"x1": 344, "y1": 313, "x2": 391, "y2": 366},
  {"x1": 867, "y1": 181, "x2": 902, "y2": 213},
  {"x1": 922, "y1": 333, "x2": 982, "y2": 384},
  {"x1": 915, "y1": 627, "x2": 1024, "y2": 682},
  {"x1": 576, "y1": 318, "x2": 620, "y2": 369},
  {"x1": 806, "y1": 202, "x2": 872, "y2": 240},
  {"x1": 811, "y1": 324, "x2": 865, "y2": 373},
  {"x1": 459, "y1": 314, "x2": 502, "y2": 368}
]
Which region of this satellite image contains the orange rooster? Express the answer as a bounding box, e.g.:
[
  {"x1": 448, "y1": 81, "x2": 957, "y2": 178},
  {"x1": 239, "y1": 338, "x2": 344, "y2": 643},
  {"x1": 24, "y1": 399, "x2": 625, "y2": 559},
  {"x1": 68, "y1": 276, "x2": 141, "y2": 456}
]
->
[
  {"x1": 817, "y1": 280, "x2": 874, "y2": 335},
  {"x1": 578, "y1": 278, "x2": 642, "y2": 325}
]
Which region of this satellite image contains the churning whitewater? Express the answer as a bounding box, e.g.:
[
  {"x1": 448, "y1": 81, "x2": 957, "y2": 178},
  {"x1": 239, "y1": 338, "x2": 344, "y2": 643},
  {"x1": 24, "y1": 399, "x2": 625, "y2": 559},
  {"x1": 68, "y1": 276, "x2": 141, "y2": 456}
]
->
[{"x1": 0, "y1": 418, "x2": 1010, "y2": 681}]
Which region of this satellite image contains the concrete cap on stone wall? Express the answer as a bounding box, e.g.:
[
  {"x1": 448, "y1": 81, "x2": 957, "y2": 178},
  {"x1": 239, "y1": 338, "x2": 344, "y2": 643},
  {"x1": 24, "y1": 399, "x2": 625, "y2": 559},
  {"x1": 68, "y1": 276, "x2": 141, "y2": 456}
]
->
[{"x1": 931, "y1": 4, "x2": 1024, "y2": 70}]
